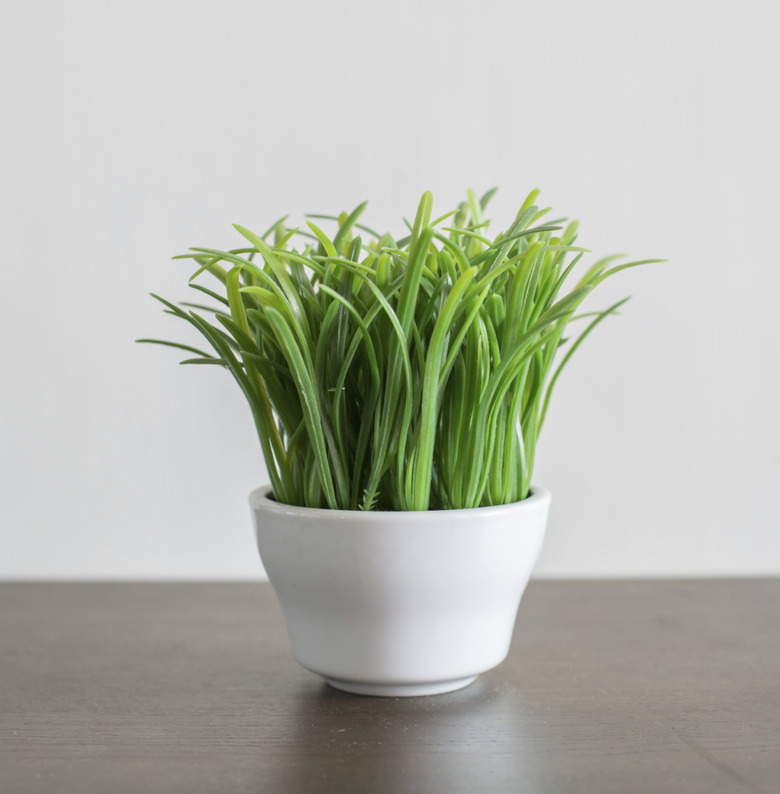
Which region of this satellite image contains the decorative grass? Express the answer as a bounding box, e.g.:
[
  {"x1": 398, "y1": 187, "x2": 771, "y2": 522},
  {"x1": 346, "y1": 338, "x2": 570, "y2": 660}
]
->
[{"x1": 139, "y1": 189, "x2": 658, "y2": 510}]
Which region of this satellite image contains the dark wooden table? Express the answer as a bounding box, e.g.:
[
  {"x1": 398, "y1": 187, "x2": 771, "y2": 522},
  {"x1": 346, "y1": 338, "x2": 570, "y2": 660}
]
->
[{"x1": 1, "y1": 581, "x2": 778, "y2": 793}]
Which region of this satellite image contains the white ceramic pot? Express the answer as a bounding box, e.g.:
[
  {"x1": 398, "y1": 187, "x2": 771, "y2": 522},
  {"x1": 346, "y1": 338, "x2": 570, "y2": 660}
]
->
[{"x1": 250, "y1": 485, "x2": 551, "y2": 697}]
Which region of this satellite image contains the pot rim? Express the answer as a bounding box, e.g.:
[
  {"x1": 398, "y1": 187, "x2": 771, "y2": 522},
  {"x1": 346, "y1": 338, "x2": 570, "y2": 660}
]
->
[{"x1": 249, "y1": 483, "x2": 550, "y2": 520}]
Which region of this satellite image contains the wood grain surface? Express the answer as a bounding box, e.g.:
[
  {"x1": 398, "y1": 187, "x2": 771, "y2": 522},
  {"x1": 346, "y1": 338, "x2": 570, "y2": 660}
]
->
[{"x1": 1, "y1": 581, "x2": 778, "y2": 793}]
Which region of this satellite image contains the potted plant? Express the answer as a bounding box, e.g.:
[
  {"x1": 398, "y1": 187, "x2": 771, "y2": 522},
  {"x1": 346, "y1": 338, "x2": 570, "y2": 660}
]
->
[{"x1": 140, "y1": 189, "x2": 656, "y2": 696}]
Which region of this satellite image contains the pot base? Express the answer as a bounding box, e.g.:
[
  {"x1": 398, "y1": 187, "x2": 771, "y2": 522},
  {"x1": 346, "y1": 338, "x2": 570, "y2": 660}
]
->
[{"x1": 323, "y1": 675, "x2": 478, "y2": 698}]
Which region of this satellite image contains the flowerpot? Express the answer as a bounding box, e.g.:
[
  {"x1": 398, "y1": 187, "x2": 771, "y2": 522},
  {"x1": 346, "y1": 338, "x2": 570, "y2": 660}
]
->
[{"x1": 250, "y1": 485, "x2": 551, "y2": 697}]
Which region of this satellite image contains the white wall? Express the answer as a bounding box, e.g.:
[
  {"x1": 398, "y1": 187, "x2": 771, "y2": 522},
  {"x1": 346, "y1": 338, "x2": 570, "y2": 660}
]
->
[{"x1": 1, "y1": 0, "x2": 778, "y2": 579}]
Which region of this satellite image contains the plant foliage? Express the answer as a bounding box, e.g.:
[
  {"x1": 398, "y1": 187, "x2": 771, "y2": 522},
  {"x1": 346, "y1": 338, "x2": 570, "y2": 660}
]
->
[{"x1": 139, "y1": 189, "x2": 658, "y2": 510}]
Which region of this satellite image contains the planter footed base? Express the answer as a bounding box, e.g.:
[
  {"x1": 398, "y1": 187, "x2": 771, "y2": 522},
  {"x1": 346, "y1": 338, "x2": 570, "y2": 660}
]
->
[{"x1": 324, "y1": 675, "x2": 478, "y2": 698}]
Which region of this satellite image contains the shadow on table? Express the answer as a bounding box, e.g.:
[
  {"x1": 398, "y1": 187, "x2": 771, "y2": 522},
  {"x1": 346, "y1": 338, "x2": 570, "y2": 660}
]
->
[{"x1": 262, "y1": 675, "x2": 541, "y2": 793}]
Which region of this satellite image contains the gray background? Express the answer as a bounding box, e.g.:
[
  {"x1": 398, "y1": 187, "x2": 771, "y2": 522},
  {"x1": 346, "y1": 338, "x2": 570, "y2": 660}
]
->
[{"x1": 1, "y1": 0, "x2": 778, "y2": 579}]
